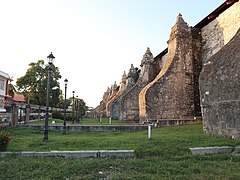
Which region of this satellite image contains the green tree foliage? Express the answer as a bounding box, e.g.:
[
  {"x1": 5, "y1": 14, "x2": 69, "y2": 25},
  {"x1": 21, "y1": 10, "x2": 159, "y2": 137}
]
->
[
  {"x1": 16, "y1": 60, "x2": 62, "y2": 107},
  {"x1": 52, "y1": 97, "x2": 87, "y2": 120},
  {"x1": 57, "y1": 96, "x2": 71, "y2": 109},
  {"x1": 8, "y1": 80, "x2": 16, "y2": 98},
  {"x1": 74, "y1": 98, "x2": 87, "y2": 117}
]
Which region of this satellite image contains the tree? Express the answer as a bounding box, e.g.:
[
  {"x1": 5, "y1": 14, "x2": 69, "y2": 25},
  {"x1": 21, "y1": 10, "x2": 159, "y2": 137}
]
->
[
  {"x1": 16, "y1": 60, "x2": 62, "y2": 107},
  {"x1": 8, "y1": 77, "x2": 16, "y2": 98},
  {"x1": 57, "y1": 95, "x2": 71, "y2": 109},
  {"x1": 74, "y1": 98, "x2": 87, "y2": 117}
]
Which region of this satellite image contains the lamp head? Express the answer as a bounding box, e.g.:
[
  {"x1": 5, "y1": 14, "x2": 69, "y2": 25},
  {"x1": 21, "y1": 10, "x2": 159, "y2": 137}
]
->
[
  {"x1": 47, "y1": 52, "x2": 55, "y2": 64},
  {"x1": 64, "y1": 79, "x2": 68, "y2": 86}
]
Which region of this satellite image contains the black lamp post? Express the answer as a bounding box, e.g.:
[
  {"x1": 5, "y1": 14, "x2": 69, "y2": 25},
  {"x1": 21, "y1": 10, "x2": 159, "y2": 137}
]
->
[
  {"x1": 20, "y1": 103, "x2": 23, "y2": 122},
  {"x1": 63, "y1": 79, "x2": 68, "y2": 133},
  {"x1": 72, "y1": 91, "x2": 75, "y2": 124},
  {"x1": 43, "y1": 52, "x2": 55, "y2": 142},
  {"x1": 75, "y1": 96, "x2": 79, "y2": 123},
  {"x1": 77, "y1": 99, "x2": 81, "y2": 123}
]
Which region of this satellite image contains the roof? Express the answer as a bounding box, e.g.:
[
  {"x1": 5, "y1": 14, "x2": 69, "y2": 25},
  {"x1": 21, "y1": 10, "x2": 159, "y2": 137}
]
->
[
  {"x1": 195, "y1": 0, "x2": 239, "y2": 29},
  {"x1": 154, "y1": 48, "x2": 168, "y2": 60},
  {"x1": 13, "y1": 94, "x2": 25, "y2": 102},
  {"x1": 154, "y1": 0, "x2": 239, "y2": 59},
  {"x1": 0, "y1": 70, "x2": 10, "y2": 79}
]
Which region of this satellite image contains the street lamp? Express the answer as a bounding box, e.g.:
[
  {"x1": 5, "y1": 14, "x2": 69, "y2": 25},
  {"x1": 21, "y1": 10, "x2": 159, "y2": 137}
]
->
[
  {"x1": 43, "y1": 52, "x2": 55, "y2": 142},
  {"x1": 63, "y1": 79, "x2": 68, "y2": 133},
  {"x1": 72, "y1": 91, "x2": 75, "y2": 124},
  {"x1": 76, "y1": 96, "x2": 78, "y2": 123},
  {"x1": 77, "y1": 99, "x2": 82, "y2": 123},
  {"x1": 20, "y1": 103, "x2": 23, "y2": 122}
]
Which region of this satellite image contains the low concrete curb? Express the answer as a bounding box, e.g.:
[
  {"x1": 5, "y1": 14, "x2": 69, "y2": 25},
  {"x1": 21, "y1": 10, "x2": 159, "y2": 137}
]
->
[
  {"x1": 233, "y1": 146, "x2": 240, "y2": 154},
  {"x1": 189, "y1": 146, "x2": 240, "y2": 155},
  {"x1": 19, "y1": 124, "x2": 148, "y2": 132},
  {"x1": 0, "y1": 150, "x2": 135, "y2": 158}
]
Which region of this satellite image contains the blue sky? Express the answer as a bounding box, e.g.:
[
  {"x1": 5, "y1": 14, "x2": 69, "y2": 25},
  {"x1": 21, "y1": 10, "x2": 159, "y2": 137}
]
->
[{"x1": 0, "y1": 0, "x2": 224, "y2": 107}]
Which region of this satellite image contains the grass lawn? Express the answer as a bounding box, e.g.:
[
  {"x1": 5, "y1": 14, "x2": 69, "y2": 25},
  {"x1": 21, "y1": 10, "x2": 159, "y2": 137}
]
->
[{"x1": 1, "y1": 124, "x2": 240, "y2": 179}]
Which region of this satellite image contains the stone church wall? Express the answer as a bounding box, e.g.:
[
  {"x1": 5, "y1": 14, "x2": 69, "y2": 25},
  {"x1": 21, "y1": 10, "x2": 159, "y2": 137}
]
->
[
  {"x1": 139, "y1": 52, "x2": 168, "y2": 122},
  {"x1": 199, "y1": 29, "x2": 240, "y2": 138},
  {"x1": 201, "y1": 1, "x2": 240, "y2": 63},
  {"x1": 94, "y1": 1, "x2": 239, "y2": 139},
  {"x1": 139, "y1": 14, "x2": 202, "y2": 122},
  {"x1": 120, "y1": 48, "x2": 160, "y2": 122},
  {"x1": 106, "y1": 72, "x2": 127, "y2": 117},
  {"x1": 109, "y1": 64, "x2": 140, "y2": 120},
  {"x1": 199, "y1": 0, "x2": 240, "y2": 138}
]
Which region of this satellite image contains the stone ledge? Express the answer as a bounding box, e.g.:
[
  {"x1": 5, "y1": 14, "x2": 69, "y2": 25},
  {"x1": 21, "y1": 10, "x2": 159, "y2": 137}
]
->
[
  {"x1": 189, "y1": 146, "x2": 240, "y2": 155},
  {"x1": 0, "y1": 150, "x2": 135, "y2": 158},
  {"x1": 18, "y1": 124, "x2": 148, "y2": 132},
  {"x1": 233, "y1": 146, "x2": 240, "y2": 154}
]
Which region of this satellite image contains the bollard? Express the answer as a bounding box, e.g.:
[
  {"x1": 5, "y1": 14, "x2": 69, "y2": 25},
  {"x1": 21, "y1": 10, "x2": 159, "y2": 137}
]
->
[
  {"x1": 148, "y1": 124, "x2": 151, "y2": 140},
  {"x1": 96, "y1": 151, "x2": 100, "y2": 157},
  {"x1": 109, "y1": 117, "x2": 112, "y2": 124}
]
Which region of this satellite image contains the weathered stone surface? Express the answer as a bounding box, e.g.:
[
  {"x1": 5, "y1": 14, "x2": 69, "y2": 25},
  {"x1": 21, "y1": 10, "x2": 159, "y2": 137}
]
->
[
  {"x1": 139, "y1": 14, "x2": 202, "y2": 122},
  {"x1": 233, "y1": 146, "x2": 240, "y2": 154},
  {"x1": 109, "y1": 64, "x2": 140, "y2": 120},
  {"x1": 199, "y1": 28, "x2": 240, "y2": 138},
  {"x1": 93, "y1": 1, "x2": 240, "y2": 139},
  {"x1": 0, "y1": 150, "x2": 135, "y2": 158},
  {"x1": 18, "y1": 124, "x2": 148, "y2": 132},
  {"x1": 189, "y1": 146, "x2": 234, "y2": 155},
  {"x1": 201, "y1": 1, "x2": 240, "y2": 63},
  {"x1": 91, "y1": 81, "x2": 119, "y2": 117},
  {"x1": 120, "y1": 47, "x2": 160, "y2": 122},
  {"x1": 11, "y1": 105, "x2": 19, "y2": 127},
  {"x1": 106, "y1": 72, "x2": 127, "y2": 117},
  {"x1": 24, "y1": 104, "x2": 31, "y2": 124},
  {"x1": 92, "y1": 92, "x2": 109, "y2": 117}
]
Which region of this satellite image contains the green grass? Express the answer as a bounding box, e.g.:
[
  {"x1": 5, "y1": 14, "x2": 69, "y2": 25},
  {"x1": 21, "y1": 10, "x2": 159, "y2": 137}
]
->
[
  {"x1": 1, "y1": 124, "x2": 240, "y2": 179},
  {"x1": 29, "y1": 117, "x2": 121, "y2": 125}
]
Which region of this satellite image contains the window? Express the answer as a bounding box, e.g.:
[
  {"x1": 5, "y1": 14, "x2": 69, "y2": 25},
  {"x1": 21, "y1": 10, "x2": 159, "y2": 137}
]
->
[{"x1": 0, "y1": 80, "x2": 4, "y2": 90}]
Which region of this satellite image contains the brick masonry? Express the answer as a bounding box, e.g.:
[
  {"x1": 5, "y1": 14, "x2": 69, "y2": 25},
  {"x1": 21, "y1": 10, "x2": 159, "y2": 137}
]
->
[
  {"x1": 201, "y1": 1, "x2": 240, "y2": 63},
  {"x1": 92, "y1": 82, "x2": 119, "y2": 117},
  {"x1": 199, "y1": 28, "x2": 240, "y2": 138},
  {"x1": 92, "y1": 1, "x2": 240, "y2": 138},
  {"x1": 139, "y1": 14, "x2": 202, "y2": 122},
  {"x1": 199, "y1": 1, "x2": 240, "y2": 138},
  {"x1": 106, "y1": 72, "x2": 127, "y2": 117},
  {"x1": 120, "y1": 48, "x2": 160, "y2": 122},
  {"x1": 109, "y1": 64, "x2": 140, "y2": 120}
]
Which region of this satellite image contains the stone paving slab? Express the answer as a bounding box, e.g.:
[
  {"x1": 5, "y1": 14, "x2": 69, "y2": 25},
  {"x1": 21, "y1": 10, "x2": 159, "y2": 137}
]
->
[
  {"x1": 233, "y1": 146, "x2": 240, "y2": 154},
  {"x1": 189, "y1": 146, "x2": 240, "y2": 155},
  {"x1": 0, "y1": 150, "x2": 135, "y2": 158}
]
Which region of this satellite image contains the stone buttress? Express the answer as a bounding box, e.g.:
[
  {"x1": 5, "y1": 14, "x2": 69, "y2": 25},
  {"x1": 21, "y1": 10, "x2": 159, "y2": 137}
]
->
[
  {"x1": 106, "y1": 72, "x2": 127, "y2": 117},
  {"x1": 120, "y1": 47, "x2": 159, "y2": 122},
  {"x1": 109, "y1": 64, "x2": 140, "y2": 120},
  {"x1": 139, "y1": 14, "x2": 202, "y2": 123}
]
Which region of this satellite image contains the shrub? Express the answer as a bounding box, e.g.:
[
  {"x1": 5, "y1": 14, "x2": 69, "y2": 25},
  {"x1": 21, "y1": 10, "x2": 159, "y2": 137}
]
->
[
  {"x1": 0, "y1": 130, "x2": 11, "y2": 151},
  {"x1": 52, "y1": 111, "x2": 63, "y2": 120},
  {"x1": 66, "y1": 113, "x2": 73, "y2": 121}
]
